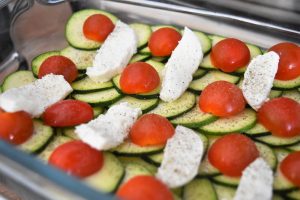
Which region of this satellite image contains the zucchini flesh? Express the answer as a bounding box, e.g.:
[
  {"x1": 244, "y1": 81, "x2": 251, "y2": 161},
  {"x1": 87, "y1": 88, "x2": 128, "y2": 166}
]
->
[
  {"x1": 60, "y1": 46, "x2": 96, "y2": 71},
  {"x1": 72, "y1": 88, "x2": 122, "y2": 106},
  {"x1": 151, "y1": 25, "x2": 180, "y2": 32},
  {"x1": 19, "y1": 120, "x2": 54, "y2": 153},
  {"x1": 111, "y1": 140, "x2": 164, "y2": 156},
  {"x1": 120, "y1": 163, "x2": 152, "y2": 185},
  {"x1": 65, "y1": 9, "x2": 118, "y2": 50},
  {"x1": 111, "y1": 96, "x2": 159, "y2": 113},
  {"x1": 193, "y1": 68, "x2": 207, "y2": 79},
  {"x1": 254, "y1": 135, "x2": 300, "y2": 147},
  {"x1": 2, "y1": 70, "x2": 36, "y2": 92},
  {"x1": 282, "y1": 90, "x2": 300, "y2": 103},
  {"x1": 117, "y1": 156, "x2": 157, "y2": 175},
  {"x1": 214, "y1": 184, "x2": 236, "y2": 200},
  {"x1": 183, "y1": 178, "x2": 218, "y2": 200},
  {"x1": 287, "y1": 190, "x2": 300, "y2": 200},
  {"x1": 244, "y1": 123, "x2": 271, "y2": 137},
  {"x1": 150, "y1": 92, "x2": 196, "y2": 119},
  {"x1": 188, "y1": 70, "x2": 240, "y2": 92},
  {"x1": 273, "y1": 76, "x2": 300, "y2": 90},
  {"x1": 129, "y1": 23, "x2": 152, "y2": 49},
  {"x1": 71, "y1": 77, "x2": 114, "y2": 93},
  {"x1": 197, "y1": 154, "x2": 220, "y2": 177},
  {"x1": 31, "y1": 51, "x2": 60, "y2": 76},
  {"x1": 84, "y1": 153, "x2": 124, "y2": 193},
  {"x1": 129, "y1": 54, "x2": 151, "y2": 63},
  {"x1": 199, "y1": 109, "x2": 256, "y2": 135}
]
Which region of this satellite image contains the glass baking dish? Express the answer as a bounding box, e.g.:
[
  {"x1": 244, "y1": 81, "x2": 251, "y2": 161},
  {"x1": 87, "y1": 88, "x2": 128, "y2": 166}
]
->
[{"x1": 0, "y1": 0, "x2": 299, "y2": 199}]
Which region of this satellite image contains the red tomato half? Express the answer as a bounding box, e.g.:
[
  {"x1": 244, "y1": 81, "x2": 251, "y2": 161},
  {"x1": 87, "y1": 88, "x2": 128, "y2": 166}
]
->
[
  {"x1": 269, "y1": 42, "x2": 300, "y2": 80},
  {"x1": 49, "y1": 140, "x2": 103, "y2": 178},
  {"x1": 83, "y1": 14, "x2": 115, "y2": 42},
  {"x1": 208, "y1": 134, "x2": 259, "y2": 177},
  {"x1": 120, "y1": 62, "x2": 160, "y2": 94},
  {"x1": 199, "y1": 81, "x2": 246, "y2": 117},
  {"x1": 0, "y1": 111, "x2": 33, "y2": 145},
  {"x1": 38, "y1": 55, "x2": 78, "y2": 83},
  {"x1": 258, "y1": 97, "x2": 300, "y2": 138},
  {"x1": 148, "y1": 28, "x2": 182, "y2": 57},
  {"x1": 280, "y1": 151, "x2": 300, "y2": 187},
  {"x1": 43, "y1": 100, "x2": 93, "y2": 127},
  {"x1": 117, "y1": 175, "x2": 174, "y2": 200},
  {"x1": 210, "y1": 38, "x2": 250, "y2": 72},
  {"x1": 129, "y1": 114, "x2": 175, "y2": 146}
]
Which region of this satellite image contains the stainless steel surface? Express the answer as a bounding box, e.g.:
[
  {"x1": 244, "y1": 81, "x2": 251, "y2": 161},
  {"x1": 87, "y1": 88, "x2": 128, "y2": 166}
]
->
[
  {"x1": 0, "y1": 0, "x2": 299, "y2": 199},
  {"x1": 0, "y1": 0, "x2": 15, "y2": 9}
]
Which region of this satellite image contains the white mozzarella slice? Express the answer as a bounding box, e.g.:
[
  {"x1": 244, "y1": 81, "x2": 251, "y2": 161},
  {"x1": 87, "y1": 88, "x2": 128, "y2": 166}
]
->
[
  {"x1": 87, "y1": 20, "x2": 137, "y2": 83},
  {"x1": 242, "y1": 51, "x2": 279, "y2": 110},
  {"x1": 160, "y1": 27, "x2": 203, "y2": 102},
  {"x1": 0, "y1": 74, "x2": 72, "y2": 117},
  {"x1": 234, "y1": 157, "x2": 273, "y2": 200},
  {"x1": 156, "y1": 125, "x2": 204, "y2": 188},
  {"x1": 75, "y1": 102, "x2": 141, "y2": 150}
]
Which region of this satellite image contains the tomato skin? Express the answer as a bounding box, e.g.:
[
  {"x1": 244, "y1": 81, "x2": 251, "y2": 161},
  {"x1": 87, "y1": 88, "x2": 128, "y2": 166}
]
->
[
  {"x1": 129, "y1": 114, "x2": 175, "y2": 146},
  {"x1": 49, "y1": 140, "x2": 103, "y2": 178},
  {"x1": 210, "y1": 38, "x2": 250, "y2": 72},
  {"x1": 0, "y1": 111, "x2": 33, "y2": 145},
  {"x1": 43, "y1": 100, "x2": 93, "y2": 127},
  {"x1": 148, "y1": 28, "x2": 182, "y2": 57},
  {"x1": 208, "y1": 133, "x2": 259, "y2": 177},
  {"x1": 120, "y1": 62, "x2": 160, "y2": 94},
  {"x1": 38, "y1": 55, "x2": 78, "y2": 83},
  {"x1": 258, "y1": 97, "x2": 300, "y2": 138},
  {"x1": 280, "y1": 151, "x2": 300, "y2": 187},
  {"x1": 199, "y1": 81, "x2": 246, "y2": 117},
  {"x1": 269, "y1": 42, "x2": 300, "y2": 80},
  {"x1": 83, "y1": 14, "x2": 115, "y2": 42},
  {"x1": 117, "y1": 175, "x2": 174, "y2": 200}
]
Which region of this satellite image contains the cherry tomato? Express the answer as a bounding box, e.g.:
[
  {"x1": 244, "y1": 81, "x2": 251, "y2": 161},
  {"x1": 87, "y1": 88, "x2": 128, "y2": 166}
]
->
[
  {"x1": 280, "y1": 151, "x2": 300, "y2": 187},
  {"x1": 117, "y1": 175, "x2": 173, "y2": 200},
  {"x1": 38, "y1": 55, "x2": 78, "y2": 83},
  {"x1": 199, "y1": 81, "x2": 246, "y2": 117},
  {"x1": 49, "y1": 140, "x2": 103, "y2": 178},
  {"x1": 43, "y1": 100, "x2": 93, "y2": 127},
  {"x1": 120, "y1": 62, "x2": 160, "y2": 94},
  {"x1": 258, "y1": 97, "x2": 300, "y2": 137},
  {"x1": 129, "y1": 114, "x2": 175, "y2": 146},
  {"x1": 83, "y1": 14, "x2": 115, "y2": 42},
  {"x1": 148, "y1": 28, "x2": 182, "y2": 57},
  {"x1": 210, "y1": 38, "x2": 250, "y2": 72},
  {"x1": 0, "y1": 111, "x2": 33, "y2": 145},
  {"x1": 269, "y1": 42, "x2": 300, "y2": 80},
  {"x1": 208, "y1": 133, "x2": 259, "y2": 177}
]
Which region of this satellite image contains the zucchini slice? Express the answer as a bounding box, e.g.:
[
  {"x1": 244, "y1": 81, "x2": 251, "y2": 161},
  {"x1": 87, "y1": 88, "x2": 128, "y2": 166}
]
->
[
  {"x1": 197, "y1": 154, "x2": 220, "y2": 177},
  {"x1": 71, "y1": 77, "x2": 114, "y2": 93},
  {"x1": 188, "y1": 70, "x2": 240, "y2": 92},
  {"x1": 117, "y1": 156, "x2": 157, "y2": 175},
  {"x1": 72, "y1": 88, "x2": 122, "y2": 106},
  {"x1": 282, "y1": 90, "x2": 300, "y2": 103},
  {"x1": 112, "y1": 96, "x2": 159, "y2": 113},
  {"x1": 199, "y1": 109, "x2": 256, "y2": 135},
  {"x1": 65, "y1": 9, "x2": 118, "y2": 50},
  {"x1": 111, "y1": 140, "x2": 164, "y2": 156},
  {"x1": 129, "y1": 23, "x2": 152, "y2": 49},
  {"x1": 287, "y1": 190, "x2": 300, "y2": 200},
  {"x1": 19, "y1": 120, "x2": 54, "y2": 153},
  {"x1": 151, "y1": 25, "x2": 180, "y2": 32},
  {"x1": 60, "y1": 46, "x2": 96, "y2": 71},
  {"x1": 171, "y1": 106, "x2": 218, "y2": 128},
  {"x1": 183, "y1": 178, "x2": 218, "y2": 200},
  {"x1": 150, "y1": 92, "x2": 196, "y2": 119},
  {"x1": 2, "y1": 70, "x2": 36, "y2": 92},
  {"x1": 31, "y1": 51, "x2": 60, "y2": 76},
  {"x1": 192, "y1": 68, "x2": 207, "y2": 80},
  {"x1": 244, "y1": 123, "x2": 271, "y2": 137},
  {"x1": 273, "y1": 76, "x2": 300, "y2": 90},
  {"x1": 129, "y1": 54, "x2": 151, "y2": 63},
  {"x1": 254, "y1": 135, "x2": 300, "y2": 147},
  {"x1": 84, "y1": 153, "x2": 124, "y2": 193},
  {"x1": 120, "y1": 163, "x2": 152, "y2": 185},
  {"x1": 214, "y1": 184, "x2": 236, "y2": 200}
]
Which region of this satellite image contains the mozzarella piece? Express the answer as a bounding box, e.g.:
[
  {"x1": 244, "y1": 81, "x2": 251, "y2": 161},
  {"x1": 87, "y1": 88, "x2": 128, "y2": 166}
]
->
[
  {"x1": 87, "y1": 21, "x2": 137, "y2": 82},
  {"x1": 0, "y1": 74, "x2": 72, "y2": 117},
  {"x1": 156, "y1": 126, "x2": 204, "y2": 188},
  {"x1": 75, "y1": 102, "x2": 141, "y2": 150},
  {"x1": 242, "y1": 51, "x2": 279, "y2": 110},
  {"x1": 234, "y1": 157, "x2": 273, "y2": 200},
  {"x1": 160, "y1": 27, "x2": 203, "y2": 102}
]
